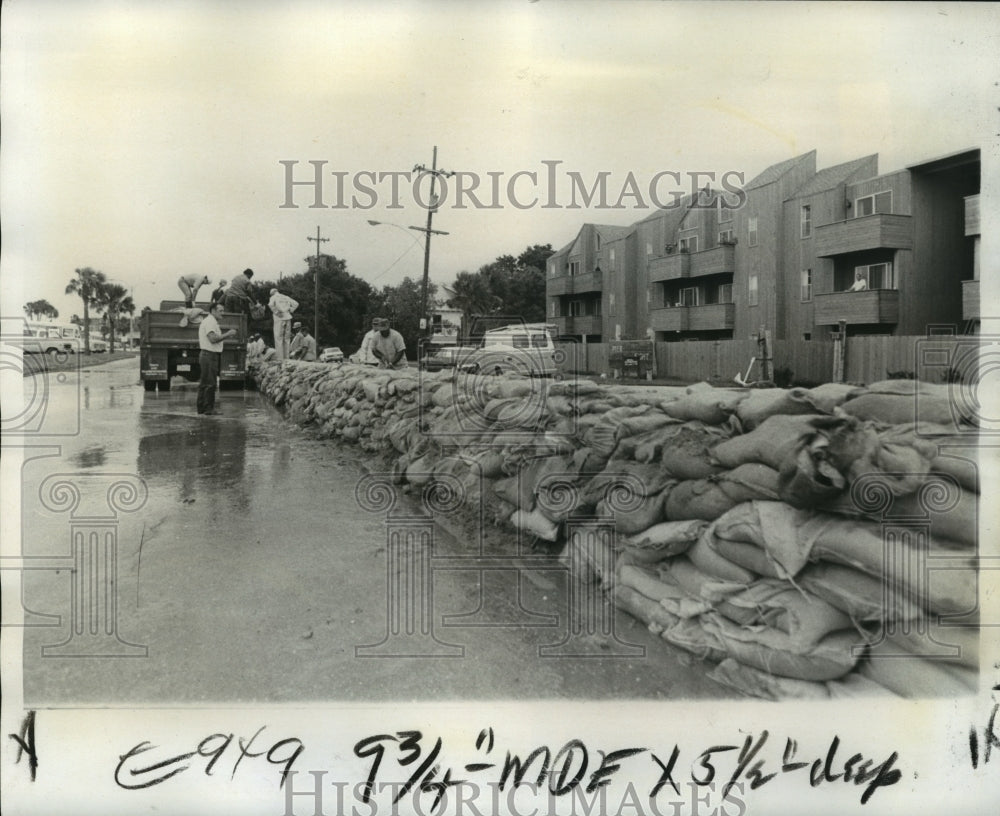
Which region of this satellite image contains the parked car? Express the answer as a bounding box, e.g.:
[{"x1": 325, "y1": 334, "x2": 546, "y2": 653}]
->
[
  {"x1": 458, "y1": 323, "x2": 560, "y2": 377},
  {"x1": 88, "y1": 335, "x2": 108, "y2": 353},
  {"x1": 419, "y1": 345, "x2": 461, "y2": 371},
  {"x1": 319, "y1": 346, "x2": 344, "y2": 363}
]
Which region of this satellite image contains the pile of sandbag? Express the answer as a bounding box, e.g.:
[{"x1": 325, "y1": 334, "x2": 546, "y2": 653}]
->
[{"x1": 252, "y1": 363, "x2": 980, "y2": 699}]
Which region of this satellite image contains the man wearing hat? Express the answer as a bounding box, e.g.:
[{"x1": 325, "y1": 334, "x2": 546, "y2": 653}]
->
[
  {"x1": 288, "y1": 321, "x2": 304, "y2": 360},
  {"x1": 370, "y1": 317, "x2": 408, "y2": 369},
  {"x1": 178, "y1": 273, "x2": 211, "y2": 308},
  {"x1": 289, "y1": 322, "x2": 317, "y2": 361},
  {"x1": 267, "y1": 287, "x2": 299, "y2": 360}
]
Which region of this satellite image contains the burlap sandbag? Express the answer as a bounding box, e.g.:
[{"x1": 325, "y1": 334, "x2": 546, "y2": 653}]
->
[
  {"x1": 596, "y1": 489, "x2": 670, "y2": 535},
  {"x1": 509, "y1": 508, "x2": 559, "y2": 541},
  {"x1": 660, "y1": 383, "x2": 747, "y2": 425},
  {"x1": 618, "y1": 520, "x2": 708, "y2": 564},
  {"x1": 701, "y1": 501, "x2": 815, "y2": 580},
  {"x1": 657, "y1": 557, "x2": 758, "y2": 625},
  {"x1": 664, "y1": 466, "x2": 781, "y2": 522},
  {"x1": 686, "y1": 534, "x2": 757, "y2": 584},
  {"x1": 859, "y1": 639, "x2": 978, "y2": 697},
  {"x1": 797, "y1": 562, "x2": 925, "y2": 624},
  {"x1": 617, "y1": 564, "x2": 712, "y2": 619},
  {"x1": 613, "y1": 585, "x2": 680, "y2": 634},
  {"x1": 839, "y1": 390, "x2": 973, "y2": 429},
  {"x1": 702, "y1": 613, "x2": 861, "y2": 681},
  {"x1": 711, "y1": 414, "x2": 837, "y2": 470},
  {"x1": 660, "y1": 616, "x2": 728, "y2": 662},
  {"x1": 708, "y1": 657, "x2": 831, "y2": 701}
]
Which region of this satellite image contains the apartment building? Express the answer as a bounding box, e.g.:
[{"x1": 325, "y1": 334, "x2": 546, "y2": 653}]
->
[{"x1": 546, "y1": 147, "x2": 981, "y2": 344}]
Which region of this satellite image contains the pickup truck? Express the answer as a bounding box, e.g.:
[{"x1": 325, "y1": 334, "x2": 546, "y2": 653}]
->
[{"x1": 139, "y1": 300, "x2": 247, "y2": 391}]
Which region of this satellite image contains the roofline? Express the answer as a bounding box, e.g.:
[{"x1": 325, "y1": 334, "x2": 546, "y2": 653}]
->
[{"x1": 906, "y1": 147, "x2": 980, "y2": 172}]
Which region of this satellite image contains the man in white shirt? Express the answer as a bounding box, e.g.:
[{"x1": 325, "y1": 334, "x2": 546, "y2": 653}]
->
[
  {"x1": 848, "y1": 271, "x2": 869, "y2": 292},
  {"x1": 178, "y1": 274, "x2": 211, "y2": 307},
  {"x1": 291, "y1": 326, "x2": 317, "y2": 361},
  {"x1": 370, "y1": 317, "x2": 408, "y2": 369},
  {"x1": 197, "y1": 302, "x2": 236, "y2": 415},
  {"x1": 268, "y1": 287, "x2": 299, "y2": 360},
  {"x1": 356, "y1": 318, "x2": 381, "y2": 365}
]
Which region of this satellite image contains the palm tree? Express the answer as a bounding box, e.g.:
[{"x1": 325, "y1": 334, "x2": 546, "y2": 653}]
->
[
  {"x1": 23, "y1": 299, "x2": 60, "y2": 321},
  {"x1": 95, "y1": 283, "x2": 134, "y2": 353},
  {"x1": 65, "y1": 267, "x2": 106, "y2": 354}
]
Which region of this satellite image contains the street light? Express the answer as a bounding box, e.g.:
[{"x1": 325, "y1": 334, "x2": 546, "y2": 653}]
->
[{"x1": 366, "y1": 219, "x2": 449, "y2": 325}]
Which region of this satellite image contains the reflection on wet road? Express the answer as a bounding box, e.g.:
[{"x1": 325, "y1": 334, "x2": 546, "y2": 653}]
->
[{"x1": 18, "y1": 359, "x2": 727, "y2": 703}]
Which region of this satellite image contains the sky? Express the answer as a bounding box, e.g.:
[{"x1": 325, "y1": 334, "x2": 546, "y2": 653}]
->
[{"x1": 1, "y1": 0, "x2": 997, "y2": 322}]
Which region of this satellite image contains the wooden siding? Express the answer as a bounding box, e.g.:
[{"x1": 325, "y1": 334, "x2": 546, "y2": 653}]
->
[
  {"x1": 963, "y1": 279, "x2": 980, "y2": 321},
  {"x1": 648, "y1": 253, "x2": 689, "y2": 282},
  {"x1": 689, "y1": 245, "x2": 736, "y2": 278},
  {"x1": 813, "y1": 290, "x2": 900, "y2": 325},
  {"x1": 553, "y1": 335, "x2": 980, "y2": 386},
  {"x1": 649, "y1": 307, "x2": 688, "y2": 332},
  {"x1": 966, "y1": 194, "x2": 980, "y2": 236},
  {"x1": 554, "y1": 314, "x2": 603, "y2": 336},
  {"x1": 547, "y1": 270, "x2": 603, "y2": 297},
  {"x1": 688, "y1": 303, "x2": 735, "y2": 331},
  {"x1": 815, "y1": 214, "x2": 913, "y2": 256}
]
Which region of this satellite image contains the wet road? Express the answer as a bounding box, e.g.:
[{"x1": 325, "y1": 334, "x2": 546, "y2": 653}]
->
[{"x1": 17, "y1": 358, "x2": 729, "y2": 704}]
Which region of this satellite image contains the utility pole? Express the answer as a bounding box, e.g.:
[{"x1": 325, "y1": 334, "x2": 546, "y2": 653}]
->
[
  {"x1": 412, "y1": 147, "x2": 454, "y2": 337},
  {"x1": 307, "y1": 226, "x2": 329, "y2": 343}
]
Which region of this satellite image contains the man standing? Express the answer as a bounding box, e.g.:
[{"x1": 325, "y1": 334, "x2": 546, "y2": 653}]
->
[
  {"x1": 178, "y1": 274, "x2": 211, "y2": 307},
  {"x1": 224, "y1": 268, "x2": 255, "y2": 316},
  {"x1": 197, "y1": 301, "x2": 236, "y2": 415},
  {"x1": 370, "y1": 317, "x2": 408, "y2": 369},
  {"x1": 268, "y1": 287, "x2": 299, "y2": 360},
  {"x1": 210, "y1": 279, "x2": 228, "y2": 307},
  {"x1": 291, "y1": 325, "x2": 317, "y2": 361}
]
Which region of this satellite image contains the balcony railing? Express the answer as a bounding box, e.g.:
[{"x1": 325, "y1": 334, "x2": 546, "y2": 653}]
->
[
  {"x1": 648, "y1": 244, "x2": 735, "y2": 284},
  {"x1": 649, "y1": 303, "x2": 735, "y2": 333},
  {"x1": 813, "y1": 289, "x2": 900, "y2": 325},
  {"x1": 815, "y1": 214, "x2": 913, "y2": 257},
  {"x1": 648, "y1": 252, "x2": 689, "y2": 283},
  {"x1": 963, "y1": 279, "x2": 980, "y2": 321},
  {"x1": 547, "y1": 270, "x2": 604, "y2": 296},
  {"x1": 966, "y1": 194, "x2": 980, "y2": 237},
  {"x1": 554, "y1": 314, "x2": 603, "y2": 336}
]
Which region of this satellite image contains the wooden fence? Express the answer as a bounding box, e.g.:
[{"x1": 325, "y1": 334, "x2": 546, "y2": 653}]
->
[{"x1": 555, "y1": 335, "x2": 981, "y2": 385}]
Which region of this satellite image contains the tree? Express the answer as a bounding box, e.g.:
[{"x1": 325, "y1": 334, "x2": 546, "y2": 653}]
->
[
  {"x1": 446, "y1": 244, "x2": 553, "y2": 328},
  {"x1": 94, "y1": 283, "x2": 134, "y2": 353},
  {"x1": 254, "y1": 254, "x2": 376, "y2": 351},
  {"x1": 65, "y1": 267, "x2": 106, "y2": 354},
  {"x1": 23, "y1": 299, "x2": 59, "y2": 321}
]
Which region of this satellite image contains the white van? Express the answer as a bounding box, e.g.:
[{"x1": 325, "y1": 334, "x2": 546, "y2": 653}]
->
[
  {"x1": 459, "y1": 323, "x2": 560, "y2": 377},
  {"x1": 20, "y1": 322, "x2": 76, "y2": 356}
]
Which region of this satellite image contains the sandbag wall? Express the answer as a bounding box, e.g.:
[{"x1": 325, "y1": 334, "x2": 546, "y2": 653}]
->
[{"x1": 253, "y1": 362, "x2": 981, "y2": 700}]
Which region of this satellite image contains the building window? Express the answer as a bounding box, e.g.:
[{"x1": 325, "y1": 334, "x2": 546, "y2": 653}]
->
[
  {"x1": 718, "y1": 196, "x2": 733, "y2": 223},
  {"x1": 803, "y1": 332, "x2": 811, "y2": 341},
  {"x1": 610, "y1": 247, "x2": 616, "y2": 265},
  {"x1": 800, "y1": 269, "x2": 812, "y2": 301},
  {"x1": 646, "y1": 288, "x2": 651, "y2": 305},
  {"x1": 718, "y1": 228, "x2": 734, "y2": 244},
  {"x1": 800, "y1": 205, "x2": 812, "y2": 238},
  {"x1": 679, "y1": 234, "x2": 699, "y2": 253},
  {"x1": 609, "y1": 292, "x2": 616, "y2": 316},
  {"x1": 718, "y1": 283, "x2": 733, "y2": 304},
  {"x1": 680, "y1": 287, "x2": 699, "y2": 307},
  {"x1": 547, "y1": 261, "x2": 555, "y2": 278},
  {"x1": 569, "y1": 260, "x2": 580, "y2": 276},
  {"x1": 855, "y1": 191, "x2": 892, "y2": 217},
  {"x1": 596, "y1": 233, "x2": 602, "y2": 250},
  {"x1": 550, "y1": 301, "x2": 556, "y2": 317},
  {"x1": 748, "y1": 274, "x2": 759, "y2": 306},
  {"x1": 646, "y1": 241, "x2": 653, "y2": 256},
  {"x1": 855, "y1": 262, "x2": 895, "y2": 289},
  {"x1": 748, "y1": 217, "x2": 758, "y2": 247}
]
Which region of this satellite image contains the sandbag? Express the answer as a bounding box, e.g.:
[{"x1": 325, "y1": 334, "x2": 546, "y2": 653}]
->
[
  {"x1": 711, "y1": 414, "x2": 837, "y2": 470},
  {"x1": 613, "y1": 585, "x2": 680, "y2": 634},
  {"x1": 664, "y1": 466, "x2": 780, "y2": 522},
  {"x1": 736, "y1": 389, "x2": 821, "y2": 430},
  {"x1": 660, "y1": 616, "x2": 727, "y2": 662},
  {"x1": 686, "y1": 535, "x2": 757, "y2": 584},
  {"x1": 708, "y1": 657, "x2": 831, "y2": 701},
  {"x1": 562, "y1": 528, "x2": 616, "y2": 584},
  {"x1": 859, "y1": 640, "x2": 978, "y2": 697},
  {"x1": 703, "y1": 501, "x2": 815, "y2": 579},
  {"x1": 618, "y1": 520, "x2": 708, "y2": 564},
  {"x1": 826, "y1": 672, "x2": 899, "y2": 699},
  {"x1": 660, "y1": 383, "x2": 746, "y2": 425},
  {"x1": 596, "y1": 490, "x2": 669, "y2": 535},
  {"x1": 703, "y1": 614, "x2": 861, "y2": 681},
  {"x1": 839, "y1": 391, "x2": 974, "y2": 429},
  {"x1": 509, "y1": 508, "x2": 559, "y2": 541},
  {"x1": 717, "y1": 579, "x2": 852, "y2": 651},
  {"x1": 657, "y1": 557, "x2": 758, "y2": 625},
  {"x1": 617, "y1": 564, "x2": 712, "y2": 619},
  {"x1": 797, "y1": 562, "x2": 925, "y2": 624}
]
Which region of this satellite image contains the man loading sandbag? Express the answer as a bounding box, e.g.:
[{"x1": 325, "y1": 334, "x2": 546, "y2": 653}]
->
[{"x1": 369, "y1": 317, "x2": 408, "y2": 369}]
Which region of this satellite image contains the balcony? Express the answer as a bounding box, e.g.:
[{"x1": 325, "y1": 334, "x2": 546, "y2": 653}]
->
[
  {"x1": 554, "y1": 314, "x2": 603, "y2": 336},
  {"x1": 963, "y1": 280, "x2": 980, "y2": 321},
  {"x1": 966, "y1": 194, "x2": 980, "y2": 236},
  {"x1": 813, "y1": 289, "x2": 900, "y2": 325},
  {"x1": 689, "y1": 244, "x2": 736, "y2": 278},
  {"x1": 649, "y1": 303, "x2": 735, "y2": 333},
  {"x1": 815, "y1": 214, "x2": 913, "y2": 257},
  {"x1": 547, "y1": 271, "x2": 603, "y2": 296},
  {"x1": 648, "y1": 252, "x2": 689, "y2": 283}
]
